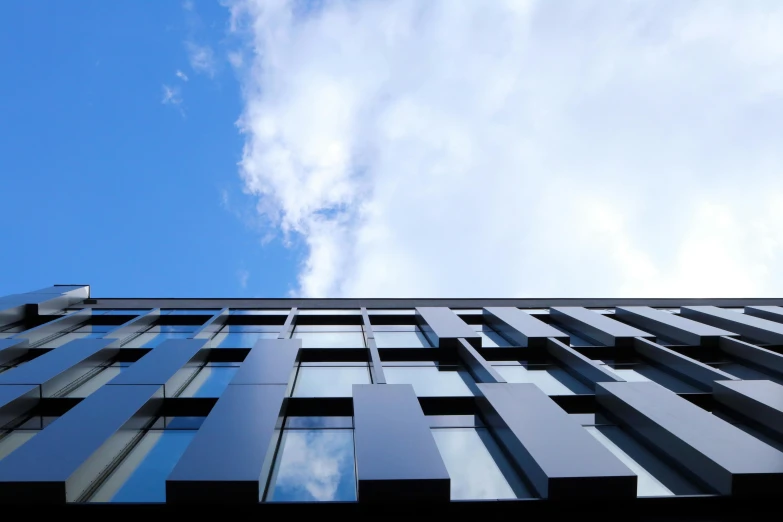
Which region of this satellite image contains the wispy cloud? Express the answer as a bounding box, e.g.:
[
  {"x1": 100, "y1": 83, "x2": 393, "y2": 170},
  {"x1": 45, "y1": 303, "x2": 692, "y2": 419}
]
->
[
  {"x1": 226, "y1": 0, "x2": 783, "y2": 298},
  {"x1": 175, "y1": 69, "x2": 189, "y2": 82},
  {"x1": 185, "y1": 41, "x2": 216, "y2": 77},
  {"x1": 238, "y1": 268, "x2": 250, "y2": 289},
  {"x1": 161, "y1": 84, "x2": 182, "y2": 105},
  {"x1": 182, "y1": 0, "x2": 194, "y2": 11}
]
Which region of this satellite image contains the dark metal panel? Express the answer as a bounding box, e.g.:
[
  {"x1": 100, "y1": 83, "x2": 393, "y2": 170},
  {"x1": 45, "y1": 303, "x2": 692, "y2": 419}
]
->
[
  {"x1": 353, "y1": 384, "x2": 450, "y2": 502},
  {"x1": 0, "y1": 385, "x2": 40, "y2": 428},
  {"x1": 0, "y1": 295, "x2": 28, "y2": 329},
  {"x1": 546, "y1": 338, "x2": 623, "y2": 387},
  {"x1": 360, "y1": 307, "x2": 374, "y2": 339},
  {"x1": 0, "y1": 384, "x2": 163, "y2": 503},
  {"x1": 166, "y1": 384, "x2": 287, "y2": 503},
  {"x1": 0, "y1": 338, "x2": 117, "y2": 397},
  {"x1": 79, "y1": 297, "x2": 783, "y2": 309},
  {"x1": 476, "y1": 383, "x2": 636, "y2": 499},
  {"x1": 457, "y1": 338, "x2": 505, "y2": 383},
  {"x1": 0, "y1": 338, "x2": 30, "y2": 366},
  {"x1": 14, "y1": 309, "x2": 91, "y2": 345},
  {"x1": 745, "y1": 306, "x2": 783, "y2": 324},
  {"x1": 484, "y1": 307, "x2": 569, "y2": 348},
  {"x1": 550, "y1": 307, "x2": 653, "y2": 347},
  {"x1": 230, "y1": 339, "x2": 300, "y2": 386},
  {"x1": 633, "y1": 338, "x2": 738, "y2": 390},
  {"x1": 415, "y1": 307, "x2": 480, "y2": 348},
  {"x1": 596, "y1": 381, "x2": 783, "y2": 496},
  {"x1": 616, "y1": 306, "x2": 736, "y2": 347},
  {"x1": 106, "y1": 309, "x2": 162, "y2": 348},
  {"x1": 718, "y1": 336, "x2": 783, "y2": 375},
  {"x1": 193, "y1": 308, "x2": 229, "y2": 342},
  {"x1": 713, "y1": 380, "x2": 783, "y2": 438},
  {"x1": 681, "y1": 306, "x2": 783, "y2": 345},
  {"x1": 107, "y1": 339, "x2": 208, "y2": 396},
  {"x1": 367, "y1": 338, "x2": 386, "y2": 385}
]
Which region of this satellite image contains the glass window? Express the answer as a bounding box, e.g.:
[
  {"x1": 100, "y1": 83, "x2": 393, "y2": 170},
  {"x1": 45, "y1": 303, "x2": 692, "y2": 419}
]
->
[
  {"x1": 178, "y1": 365, "x2": 239, "y2": 397},
  {"x1": 432, "y1": 428, "x2": 531, "y2": 500},
  {"x1": 374, "y1": 331, "x2": 431, "y2": 348},
  {"x1": 298, "y1": 310, "x2": 361, "y2": 316},
  {"x1": 101, "y1": 310, "x2": 151, "y2": 316},
  {"x1": 152, "y1": 325, "x2": 200, "y2": 333},
  {"x1": 266, "y1": 429, "x2": 356, "y2": 502},
  {"x1": 293, "y1": 332, "x2": 366, "y2": 348},
  {"x1": 293, "y1": 366, "x2": 371, "y2": 398},
  {"x1": 162, "y1": 310, "x2": 221, "y2": 315},
  {"x1": 586, "y1": 426, "x2": 703, "y2": 496},
  {"x1": 368, "y1": 309, "x2": 415, "y2": 315},
  {"x1": 120, "y1": 332, "x2": 191, "y2": 348},
  {"x1": 383, "y1": 366, "x2": 474, "y2": 396},
  {"x1": 294, "y1": 325, "x2": 363, "y2": 332},
  {"x1": 219, "y1": 325, "x2": 282, "y2": 333},
  {"x1": 471, "y1": 326, "x2": 512, "y2": 347},
  {"x1": 601, "y1": 364, "x2": 702, "y2": 393},
  {"x1": 90, "y1": 430, "x2": 196, "y2": 502},
  {"x1": 493, "y1": 364, "x2": 591, "y2": 395},
  {"x1": 285, "y1": 417, "x2": 353, "y2": 429},
  {"x1": 211, "y1": 331, "x2": 279, "y2": 348},
  {"x1": 73, "y1": 325, "x2": 119, "y2": 333}
]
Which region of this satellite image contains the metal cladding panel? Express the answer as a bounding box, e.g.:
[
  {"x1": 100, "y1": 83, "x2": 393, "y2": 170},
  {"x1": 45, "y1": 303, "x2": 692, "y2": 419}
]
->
[
  {"x1": 615, "y1": 306, "x2": 736, "y2": 346},
  {"x1": 0, "y1": 338, "x2": 117, "y2": 396},
  {"x1": 415, "y1": 307, "x2": 480, "y2": 348},
  {"x1": 483, "y1": 307, "x2": 568, "y2": 348},
  {"x1": 0, "y1": 384, "x2": 163, "y2": 503},
  {"x1": 14, "y1": 309, "x2": 91, "y2": 345},
  {"x1": 596, "y1": 381, "x2": 783, "y2": 496},
  {"x1": 745, "y1": 306, "x2": 783, "y2": 324},
  {"x1": 193, "y1": 308, "x2": 229, "y2": 341},
  {"x1": 632, "y1": 338, "x2": 738, "y2": 391},
  {"x1": 476, "y1": 383, "x2": 636, "y2": 499},
  {"x1": 106, "y1": 309, "x2": 162, "y2": 348},
  {"x1": 230, "y1": 339, "x2": 300, "y2": 385},
  {"x1": 550, "y1": 307, "x2": 653, "y2": 348},
  {"x1": 0, "y1": 297, "x2": 27, "y2": 329},
  {"x1": 353, "y1": 384, "x2": 450, "y2": 502},
  {"x1": 457, "y1": 338, "x2": 505, "y2": 384},
  {"x1": 713, "y1": 380, "x2": 783, "y2": 438},
  {"x1": 166, "y1": 384, "x2": 287, "y2": 503},
  {"x1": 107, "y1": 338, "x2": 208, "y2": 396},
  {"x1": 681, "y1": 306, "x2": 783, "y2": 345},
  {"x1": 718, "y1": 337, "x2": 783, "y2": 375},
  {"x1": 0, "y1": 338, "x2": 30, "y2": 366},
  {"x1": 0, "y1": 385, "x2": 40, "y2": 428},
  {"x1": 545, "y1": 338, "x2": 623, "y2": 387}
]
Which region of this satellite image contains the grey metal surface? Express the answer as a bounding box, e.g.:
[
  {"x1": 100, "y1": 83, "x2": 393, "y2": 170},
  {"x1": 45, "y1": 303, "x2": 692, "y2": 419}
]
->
[
  {"x1": 353, "y1": 384, "x2": 450, "y2": 502},
  {"x1": 616, "y1": 306, "x2": 736, "y2": 346},
  {"x1": 476, "y1": 383, "x2": 636, "y2": 498},
  {"x1": 718, "y1": 336, "x2": 783, "y2": 375},
  {"x1": 550, "y1": 307, "x2": 653, "y2": 347},
  {"x1": 0, "y1": 384, "x2": 40, "y2": 428},
  {"x1": 632, "y1": 338, "x2": 738, "y2": 391},
  {"x1": 597, "y1": 381, "x2": 783, "y2": 496},
  {"x1": 0, "y1": 338, "x2": 30, "y2": 366},
  {"x1": 415, "y1": 307, "x2": 481, "y2": 348},
  {"x1": 681, "y1": 306, "x2": 783, "y2": 345},
  {"x1": 713, "y1": 380, "x2": 783, "y2": 438},
  {"x1": 484, "y1": 307, "x2": 569, "y2": 348},
  {"x1": 546, "y1": 338, "x2": 623, "y2": 387},
  {"x1": 166, "y1": 384, "x2": 288, "y2": 503},
  {"x1": 745, "y1": 306, "x2": 783, "y2": 324},
  {"x1": 230, "y1": 339, "x2": 300, "y2": 386},
  {"x1": 0, "y1": 384, "x2": 163, "y2": 503},
  {"x1": 457, "y1": 338, "x2": 506, "y2": 383}
]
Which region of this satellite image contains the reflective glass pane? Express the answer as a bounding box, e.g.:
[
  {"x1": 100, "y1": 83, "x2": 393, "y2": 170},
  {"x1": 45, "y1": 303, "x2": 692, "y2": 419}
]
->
[
  {"x1": 477, "y1": 330, "x2": 512, "y2": 347},
  {"x1": 383, "y1": 366, "x2": 474, "y2": 396},
  {"x1": 293, "y1": 367, "x2": 371, "y2": 397},
  {"x1": 0, "y1": 431, "x2": 37, "y2": 461},
  {"x1": 151, "y1": 325, "x2": 200, "y2": 333},
  {"x1": 230, "y1": 309, "x2": 289, "y2": 315},
  {"x1": 604, "y1": 364, "x2": 701, "y2": 393},
  {"x1": 294, "y1": 325, "x2": 363, "y2": 332},
  {"x1": 162, "y1": 310, "x2": 220, "y2": 315},
  {"x1": 373, "y1": 331, "x2": 431, "y2": 348},
  {"x1": 211, "y1": 331, "x2": 278, "y2": 348},
  {"x1": 65, "y1": 366, "x2": 123, "y2": 398},
  {"x1": 120, "y1": 332, "x2": 191, "y2": 348},
  {"x1": 221, "y1": 325, "x2": 282, "y2": 333},
  {"x1": 91, "y1": 430, "x2": 196, "y2": 502},
  {"x1": 493, "y1": 365, "x2": 591, "y2": 395},
  {"x1": 285, "y1": 417, "x2": 353, "y2": 429},
  {"x1": 432, "y1": 428, "x2": 531, "y2": 500},
  {"x1": 178, "y1": 366, "x2": 239, "y2": 397},
  {"x1": 586, "y1": 426, "x2": 703, "y2": 496},
  {"x1": 293, "y1": 332, "x2": 366, "y2": 348},
  {"x1": 101, "y1": 310, "x2": 151, "y2": 316},
  {"x1": 266, "y1": 429, "x2": 356, "y2": 502}
]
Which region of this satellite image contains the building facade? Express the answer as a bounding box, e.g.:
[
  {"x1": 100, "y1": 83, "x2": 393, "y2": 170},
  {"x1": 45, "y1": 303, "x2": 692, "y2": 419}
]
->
[{"x1": 0, "y1": 285, "x2": 782, "y2": 517}]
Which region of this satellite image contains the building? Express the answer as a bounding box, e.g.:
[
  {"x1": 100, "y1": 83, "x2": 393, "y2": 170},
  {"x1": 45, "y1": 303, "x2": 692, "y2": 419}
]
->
[{"x1": 0, "y1": 284, "x2": 782, "y2": 517}]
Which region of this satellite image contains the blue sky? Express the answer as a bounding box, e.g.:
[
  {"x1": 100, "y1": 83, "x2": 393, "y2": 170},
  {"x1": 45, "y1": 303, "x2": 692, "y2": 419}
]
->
[
  {"x1": 2, "y1": 1, "x2": 783, "y2": 299},
  {"x1": 0, "y1": 1, "x2": 300, "y2": 298}
]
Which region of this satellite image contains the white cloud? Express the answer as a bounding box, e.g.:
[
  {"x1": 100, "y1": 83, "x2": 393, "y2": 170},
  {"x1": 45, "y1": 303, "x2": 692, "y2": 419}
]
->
[
  {"x1": 161, "y1": 84, "x2": 182, "y2": 105},
  {"x1": 176, "y1": 69, "x2": 189, "y2": 82},
  {"x1": 238, "y1": 268, "x2": 250, "y2": 289},
  {"x1": 226, "y1": 0, "x2": 783, "y2": 298},
  {"x1": 186, "y1": 41, "x2": 216, "y2": 77}
]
